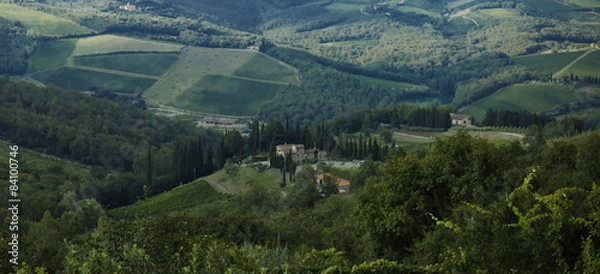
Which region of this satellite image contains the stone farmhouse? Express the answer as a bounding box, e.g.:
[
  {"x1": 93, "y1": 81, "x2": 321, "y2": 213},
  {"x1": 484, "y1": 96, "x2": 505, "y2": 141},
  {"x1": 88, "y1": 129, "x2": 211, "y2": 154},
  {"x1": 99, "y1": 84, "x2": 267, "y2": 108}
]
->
[
  {"x1": 276, "y1": 144, "x2": 326, "y2": 164},
  {"x1": 450, "y1": 113, "x2": 473, "y2": 126}
]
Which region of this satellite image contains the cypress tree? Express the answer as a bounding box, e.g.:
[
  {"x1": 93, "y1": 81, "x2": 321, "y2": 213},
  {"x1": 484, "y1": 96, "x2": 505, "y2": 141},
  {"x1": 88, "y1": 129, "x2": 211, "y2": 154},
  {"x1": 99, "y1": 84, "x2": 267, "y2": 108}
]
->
[{"x1": 204, "y1": 146, "x2": 214, "y2": 175}]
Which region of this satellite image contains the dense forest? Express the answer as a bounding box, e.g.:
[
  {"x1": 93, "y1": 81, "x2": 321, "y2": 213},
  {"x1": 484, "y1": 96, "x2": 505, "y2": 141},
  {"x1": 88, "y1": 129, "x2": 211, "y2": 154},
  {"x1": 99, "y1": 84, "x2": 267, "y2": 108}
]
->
[
  {"x1": 3, "y1": 126, "x2": 600, "y2": 272},
  {"x1": 0, "y1": 18, "x2": 34, "y2": 75}
]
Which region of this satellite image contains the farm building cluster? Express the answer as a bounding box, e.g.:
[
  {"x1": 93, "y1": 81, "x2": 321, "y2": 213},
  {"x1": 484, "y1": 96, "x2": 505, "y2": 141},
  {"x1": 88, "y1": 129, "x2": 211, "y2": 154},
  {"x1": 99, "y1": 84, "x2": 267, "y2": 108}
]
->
[{"x1": 276, "y1": 144, "x2": 327, "y2": 164}]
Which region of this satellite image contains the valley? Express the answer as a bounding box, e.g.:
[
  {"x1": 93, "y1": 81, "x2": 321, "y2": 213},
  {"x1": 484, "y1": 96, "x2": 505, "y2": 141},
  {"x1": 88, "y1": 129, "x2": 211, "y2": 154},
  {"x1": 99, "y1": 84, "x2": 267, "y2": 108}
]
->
[{"x1": 1, "y1": 0, "x2": 600, "y2": 272}]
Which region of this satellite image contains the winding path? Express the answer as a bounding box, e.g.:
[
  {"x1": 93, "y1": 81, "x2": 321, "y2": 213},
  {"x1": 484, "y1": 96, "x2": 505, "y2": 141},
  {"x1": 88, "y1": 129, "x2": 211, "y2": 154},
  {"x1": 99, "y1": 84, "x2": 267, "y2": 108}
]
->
[{"x1": 205, "y1": 179, "x2": 234, "y2": 195}]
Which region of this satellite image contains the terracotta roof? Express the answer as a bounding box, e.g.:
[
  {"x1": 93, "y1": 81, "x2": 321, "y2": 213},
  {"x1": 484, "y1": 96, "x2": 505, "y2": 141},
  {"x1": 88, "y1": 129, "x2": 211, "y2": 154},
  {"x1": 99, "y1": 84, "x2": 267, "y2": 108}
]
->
[{"x1": 315, "y1": 173, "x2": 350, "y2": 187}]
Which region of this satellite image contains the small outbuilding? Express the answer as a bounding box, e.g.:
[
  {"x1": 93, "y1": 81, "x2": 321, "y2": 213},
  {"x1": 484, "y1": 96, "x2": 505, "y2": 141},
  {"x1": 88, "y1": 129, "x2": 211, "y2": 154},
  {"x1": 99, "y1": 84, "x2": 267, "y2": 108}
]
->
[{"x1": 450, "y1": 113, "x2": 473, "y2": 126}]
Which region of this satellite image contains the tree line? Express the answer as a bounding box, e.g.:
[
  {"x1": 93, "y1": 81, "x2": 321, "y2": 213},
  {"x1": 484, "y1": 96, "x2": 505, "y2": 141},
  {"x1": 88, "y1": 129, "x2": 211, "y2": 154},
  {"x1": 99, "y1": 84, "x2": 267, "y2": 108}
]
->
[{"x1": 0, "y1": 18, "x2": 33, "y2": 75}]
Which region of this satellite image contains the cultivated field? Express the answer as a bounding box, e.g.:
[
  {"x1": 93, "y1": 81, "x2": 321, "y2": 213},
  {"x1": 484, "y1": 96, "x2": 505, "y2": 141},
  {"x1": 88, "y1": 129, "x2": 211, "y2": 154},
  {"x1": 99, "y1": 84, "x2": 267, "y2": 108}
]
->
[
  {"x1": 171, "y1": 75, "x2": 284, "y2": 115},
  {"x1": 521, "y1": 0, "x2": 574, "y2": 12},
  {"x1": 513, "y1": 51, "x2": 585, "y2": 76},
  {"x1": 233, "y1": 54, "x2": 298, "y2": 83},
  {"x1": 395, "y1": 5, "x2": 441, "y2": 17},
  {"x1": 29, "y1": 39, "x2": 77, "y2": 73},
  {"x1": 30, "y1": 35, "x2": 299, "y2": 116},
  {"x1": 73, "y1": 53, "x2": 179, "y2": 76},
  {"x1": 477, "y1": 8, "x2": 520, "y2": 19},
  {"x1": 564, "y1": 0, "x2": 600, "y2": 8},
  {"x1": 462, "y1": 83, "x2": 579, "y2": 122},
  {"x1": 447, "y1": 0, "x2": 478, "y2": 9},
  {"x1": 72, "y1": 35, "x2": 183, "y2": 56},
  {"x1": 555, "y1": 50, "x2": 600, "y2": 79},
  {"x1": 145, "y1": 46, "x2": 299, "y2": 115},
  {"x1": 31, "y1": 67, "x2": 157, "y2": 94},
  {"x1": 0, "y1": 4, "x2": 90, "y2": 36}
]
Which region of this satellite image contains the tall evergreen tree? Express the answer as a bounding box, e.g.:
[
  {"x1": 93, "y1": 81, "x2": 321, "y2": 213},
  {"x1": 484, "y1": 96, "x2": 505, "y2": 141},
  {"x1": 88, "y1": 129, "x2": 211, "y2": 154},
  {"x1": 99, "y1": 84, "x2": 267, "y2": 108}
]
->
[{"x1": 204, "y1": 146, "x2": 214, "y2": 175}]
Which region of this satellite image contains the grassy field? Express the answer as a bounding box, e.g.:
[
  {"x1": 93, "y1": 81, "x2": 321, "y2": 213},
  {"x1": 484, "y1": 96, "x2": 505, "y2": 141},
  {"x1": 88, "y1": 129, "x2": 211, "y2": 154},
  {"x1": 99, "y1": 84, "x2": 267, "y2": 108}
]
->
[
  {"x1": 555, "y1": 50, "x2": 600, "y2": 79},
  {"x1": 204, "y1": 167, "x2": 282, "y2": 194},
  {"x1": 145, "y1": 46, "x2": 298, "y2": 115},
  {"x1": 29, "y1": 39, "x2": 77, "y2": 73},
  {"x1": 72, "y1": 35, "x2": 183, "y2": 56},
  {"x1": 559, "y1": 11, "x2": 600, "y2": 22},
  {"x1": 73, "y1": 53, "x2": 179, "y2": 76},
  {"x1": 478, "y1": 8, "x2": 520, "y2": 19},
  {"x1": 446, "y1": 0, "x2": 478, "y2": 9},
  {"x1": 522, "y1": 0, "x2": 574, "y2": 12},
  {"x1": 352, "y1": 74, "x2": 420, "y2": 89},
  {"x1": 108, "y1": 166, "x2": 281, "y2": 219},
  {"x1": 233, "y1": 54, "x2": 298, "y2": 83},
  {"x1": 512, "y1": 51, "x2": 585, "y2": 76},
  {"x1": 31, "y1": 67, "x2": 157, "y2": 93},
  {"x1": 564, "y1": 0, "x2": 600, "y2": 7},
  {"x1": 0, "y1": 4, "x2": 90, "y2": 36},
  {"x1": 395, "y1": 5, "x2": 441, "y2": 17},
  {"x1": 462, "y1": 83, "x2": 579, "y2": 122},
  {"x1": 171, "y1": 75, "x2": 284, "y2": 115},
  {"x1": 108, "y1": 179, "x2": 225, "y2": 219},
  {"x1": 416, "y1": 0, "x2": 446, "y2": 12}
]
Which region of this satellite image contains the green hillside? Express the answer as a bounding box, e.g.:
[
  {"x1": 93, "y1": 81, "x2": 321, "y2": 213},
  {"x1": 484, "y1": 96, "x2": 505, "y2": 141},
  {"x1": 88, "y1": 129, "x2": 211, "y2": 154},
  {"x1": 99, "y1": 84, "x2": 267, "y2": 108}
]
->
[
  {"x1": 513, "y1": 51, "x2": 586, "y2": 76},
  {"x1": 73, "y1": 53, "x2": 179, "y2": 76},
  {"x1": 109, "y1": 179, "x2": 225, "y2": 219},
  {"x1": 30, "y1": 67, "x2": 157, "y2": 93},
  {"x1": 171, "y1": 75, "x2": 284, "y2": 115},
  {"x1": 29, "y1": 39, "x2": 77, "y2": 73},
  {"x1": 145, "y1": 46, "x2": 299, "y2": 116},
  {"x1": 555, "y1": 50, "x2": 600, "y2": 79},
  {"x1": 0, "y1": 4, "x2": 90, "y2": 36},
  {"x1": 72, "y1": 35, "x2": 183, "y2": 56},
  {"x1": 462, "y1": 83, "x2": 579, "y2": 122},
  {"x1": 109, "y1": 167, "x2": 282, "y2": 219}
]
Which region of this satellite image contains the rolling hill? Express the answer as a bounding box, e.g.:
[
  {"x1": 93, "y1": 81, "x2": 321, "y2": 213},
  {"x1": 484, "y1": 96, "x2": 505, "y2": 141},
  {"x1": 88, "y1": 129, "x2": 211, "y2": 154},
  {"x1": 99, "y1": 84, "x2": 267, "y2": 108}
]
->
[
  {"x1": 27, "y1": 34, "x2": 300, "y2": 116},
  {"x1": 0, "y1": 3, "x2": 90, "y2": 36},
  {"x1": 461, "y1": 83, "x2": 580, "y2": 122}
]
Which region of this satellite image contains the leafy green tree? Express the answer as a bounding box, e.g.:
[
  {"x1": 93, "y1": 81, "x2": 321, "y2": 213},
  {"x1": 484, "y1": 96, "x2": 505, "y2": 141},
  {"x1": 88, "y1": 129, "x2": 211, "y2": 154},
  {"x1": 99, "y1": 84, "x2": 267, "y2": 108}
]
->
[{"x1": 288, "y1": 164, "x2": 320, "y2": 209}]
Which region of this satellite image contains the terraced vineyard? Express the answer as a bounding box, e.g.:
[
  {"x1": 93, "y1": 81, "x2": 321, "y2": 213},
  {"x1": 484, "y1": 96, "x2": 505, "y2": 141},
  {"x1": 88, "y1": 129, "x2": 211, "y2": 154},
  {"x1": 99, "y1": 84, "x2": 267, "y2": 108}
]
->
[
  {"x1": 28, "y1": 34, "x2": 299, "y2": 115},
  {"x1": 144, "y1": 46, "x2": 299, "y2": 116}
]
